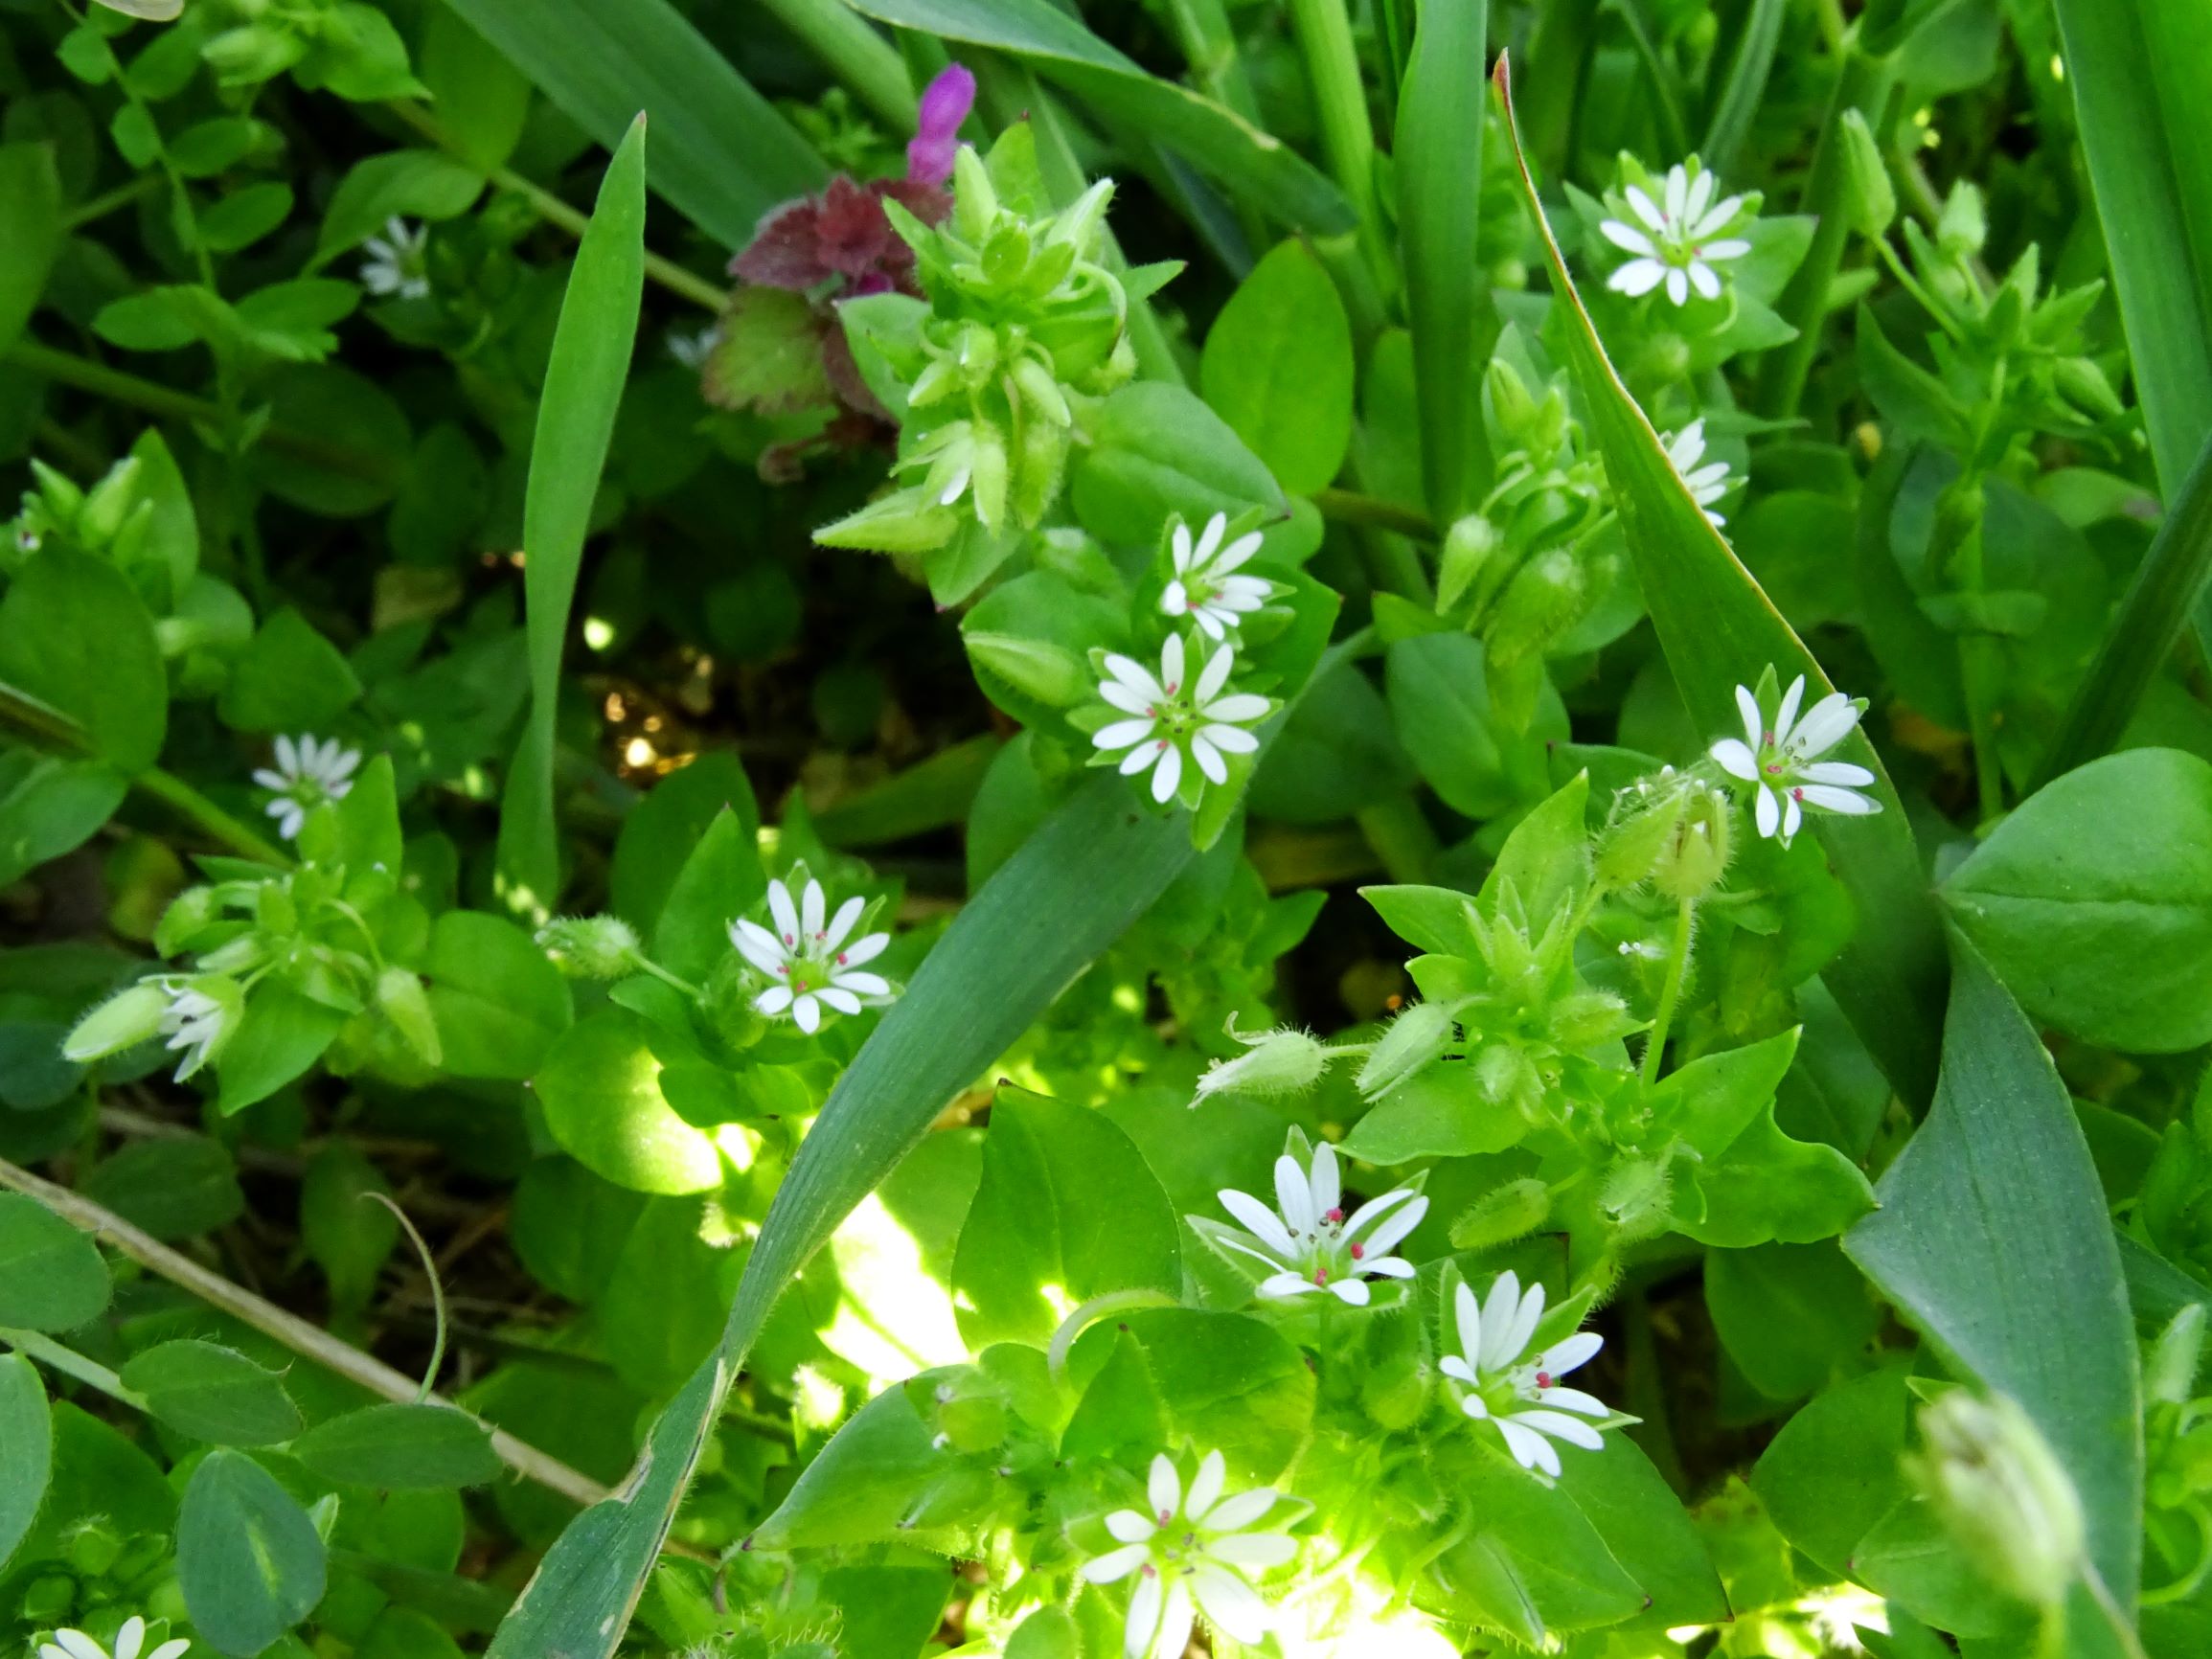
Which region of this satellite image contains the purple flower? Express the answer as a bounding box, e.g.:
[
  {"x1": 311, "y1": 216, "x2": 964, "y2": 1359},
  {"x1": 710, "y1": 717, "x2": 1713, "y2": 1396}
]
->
[{"x1": 906, "y1": 62, "x2": 975, "y2": 188}]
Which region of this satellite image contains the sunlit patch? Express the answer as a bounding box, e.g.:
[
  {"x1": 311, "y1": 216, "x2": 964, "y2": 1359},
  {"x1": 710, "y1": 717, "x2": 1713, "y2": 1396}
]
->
[
  {"x1": 582, "y1": 615, "x2": 616, "y2": 650},
  {"x1": 820, "y1": 1193, "x2": 967, "y2": 1388}
]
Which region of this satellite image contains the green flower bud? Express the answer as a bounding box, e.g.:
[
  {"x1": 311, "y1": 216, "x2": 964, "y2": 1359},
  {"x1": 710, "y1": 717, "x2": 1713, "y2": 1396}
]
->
[
  {"x1": 535, "y1": 915, "x2": 641, "y2": 980},
  {"x1": 1470, "y1": 1040, "x2": 1543, "y2": 1117},
  {"x1": 1936, "y1": 181, "x2": 1988, "y2": 261},
  {"x1": 1357, "y1": 1000, "x2": 1458, "y2": 1099},
  {"x1": 1487, "y1": 546, "x2": 1587, "y2": 669},
  {"x1": 1193, "y1": 1020, "x2": 1332, "y2": 1103},
  {"x1": 28, "y1": 460, "x2": 84, "y2": 524},
  {"x1": 1048, "y1": 179, "x2": 1114, "y2": 254},
  {"x1": 2055, "y1": 356, "x2": 2124, "y2": 421},
  {"x1": 1838, "y1": 109, "x2": 1896, "y2": 239},
  {"x1": 1012, "y1": 412, "x2": 1068, "y2": 527},
  {"x1": 1908, "y1": 1389, "x2": 2085, "y2": 1607},
  {"x1": 2148, "y1": 1305, "x2": 2206, "y2": 1408},
  {"x1": 64, "y1": 1515, "x2": 124, "y2": 1578},
  {"x1": 951, "y1": 146, "x2": 997, "y2": 240},
  {"x1": 20, "y1": 1572, "x2": 73, "y2": 1625},
  {"x1": 1596, "y1": 793, "x2": 1683, "y2": 891},
  {"x1": 1627, "y1": 330, "x2": 1692, "y2": 388},
  {"x1": 1485, "y1": 358, "x2": 1539, "y2": 443},
  {"x1": 815, "y1": 488, "x2": 961, "y2": 555},
  {"x1": 1010, "y1": 355, "x2": 1072, "y2": 428},
  {"x1": 1437, "y1": 514, "x2": 1500, "y2": 615},
  {"x1": 201, "y1": 21, "x2": 307, "y2": 84},
  {"x1": 1448, "y1": 1177, "x2": 1552, "y2": 1250},
  {"x1": 1548, "y1": 989, "x2": 1633, "y2": 1050},
  {"x1": 1653, "y1": 782, "x2": 1732, "y2": 901},
  {"x1": 79, "y1": 455, "x2": 142, "y2": 546},
  {"x1": 376, "y1": 967, "x2": 442, "y2": 1067},
  {"x1": 969, "y1": 420, "x2": 1010, "y2": 532},
  {"x1": 62, "y1": 981, "x2": 169, "y2": 1063}
]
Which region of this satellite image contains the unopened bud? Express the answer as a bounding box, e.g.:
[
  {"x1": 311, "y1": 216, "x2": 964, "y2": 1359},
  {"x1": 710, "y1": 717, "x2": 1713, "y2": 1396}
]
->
[
  {"x1": 1438, "y1": 515, "x2": 1500, "y2": 614},
  {"x1": 1357, "y1": 1001, "x2": 1457, "y2": 1100},
  {"x1": 62, "y1": 982, "x2": 169, "y2": 1063},
  {"x1": 1548, "y1": 989, "x2": 1633, "y2": 1049},
  {"x1": 1010, "y1": 355, "x2": 1072, "y2": 427},
  {"x1": 1194, "y1": 1020, "x2": 1331, "y2": 1104},
  {"x1": 79, "y1": 455, "x2": 142, "y2": 546},
  {"x1": 2149, "y1": 1306, "x2": 2207, "y2": 1408},
  {"x1": 1487, "y1": 547, "x2": 1587, "y2": 669},
  {"x1": 1838, "y1": 109, "x2": 1896, "y2": 239},
  {"x1": 1653, "y1": 783, "x2": 1732, "y2": 900},
  {"x1": 1449, "y1": 1178, "x2": 1551, "y2": 1250},
  {"x1": 2055, "y1": 356, "x2": 2124, "y2": 422},
  {"x1": 1599, "y1": 1155, "x2": 1675, "y2": 1242},
  {"x1": 1908, "y1": 1390, "x2": 2084, "y2": 1606},
  {"x1": 814, "y1": 488, "x2": 960, "y2": 554},
  {"x1": 1484, "y1": 359, "x2": 1538, "y2": 442},
  {"x1": 1470, "y1": 1041, "x2": 1543, "y2": 1117},
  {"x1": 1936, "y1": 182, "x2": 1987, "y2": 261},
  {"x1": 536, "y1": 915, "x2": 641, "y2": 980},
  {"x1": 969, "y1": 421, "x2": 1010, "y2": 532},
  {"x1": 951, "y1": 146, "x2": 998, "y2": 239},
  {"x1": 1597, "y1": 793, "x2": 1683, "y2": 890}
]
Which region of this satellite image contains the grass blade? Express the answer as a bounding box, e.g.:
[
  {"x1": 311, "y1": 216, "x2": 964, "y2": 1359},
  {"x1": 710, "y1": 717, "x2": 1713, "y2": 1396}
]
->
[
  {"x1": 1845, "y1": 934, "x2": 2142, "y2": 1620},
  {"x1": 440, "y1": 0, "x2": 825, "y2": 247},
  {"x1": 844, "y1": 0, "x2": 1357, "y2": 237},
  {"x1": 485, "y1": 776, "x2": 1197, "y2": 1657},
  {"x1": 1699, "y1": 0, "x2": 1785, "y2": 174},
  {"x1": 493, "y1": 118, "x2": 647, "y2": 917},
  {"x1": 2051, "y1": 1, "x2": 2212, "y2": 508},
  {"x1": 1392, "y1": 0, "x2": 1491, "y2": 522},
  {"x1": 1494, "y1": 55, "x2": 1947, "y2": 1105},
  {"x1": 2034, "y1": 430, "x2": 2212, "y2": 788}
]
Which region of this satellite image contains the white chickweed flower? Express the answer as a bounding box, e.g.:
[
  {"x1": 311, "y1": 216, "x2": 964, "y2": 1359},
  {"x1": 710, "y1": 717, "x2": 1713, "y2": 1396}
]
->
[
  {"x1": 728, "y1": 871, "x2": 894, "y2": 1034},
  {"x1": 1443, "y1": 1272, "x2": 1609, "y2": 1479},
  {"x1": 667, "y1": 324, "x2": 719, "y2": 371},
  {"x1": 1600, "y1": 162, "x2": 1752, "y2": 306},
  {"x1": 1660, "y1": 419, "x2": 1739, "y2": 527},
  {"x1": 1078, "y1": 1449, "x2": 1297, "y2": 1659},
  {"x1": 158, "y1": 981, "x2": 235, "y2": 1082},
  {"x1": 1709, "y1": 675, "x2": 1880, "y2": 844},
  {"x1": 41, "y1": 1614, "x2": 191, "y2": 1659},
  {"x1": 1162, "y1": 512, "x2": 1273, "y2": 641},
  {"x1": 1211, "y1": 1139, "x2": 1426, "y2": 1306},
  {"x1": 358, "y1": 216, "x2": 431, "y2": 301},
  {"x1": 1091, "y1": 632, "x2": 1270, "y2": 805},
  {"x1": 252, "y1": 733, "x2": 361, "y2": 841}
]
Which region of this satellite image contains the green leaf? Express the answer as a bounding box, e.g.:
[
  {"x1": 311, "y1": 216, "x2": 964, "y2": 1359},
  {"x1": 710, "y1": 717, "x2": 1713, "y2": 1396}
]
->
[
  {"x1": 424, "y1": 911, "x2": 573, "y2": 1080},
  {"x1": 1069, "y1": 381, "x2": 1288, "y2": 548},
  {"x1": 177, "y1": 1448, "x2": 329, "y2": 1656},
  {"x1": 305, "y1": 752, "x2": 401, "y2": 877},
  {"x1": 1558, "y1": 1434, "x2": 1727, "y2": 1628},
  {"x1": 845, "y1": 0, "x2": 1356, "y2": 237},
  {"x1": 496, "y1": 117, "x2": 648, "y2": 919},
  {"x1": 650, "y1": 807, "x2": 764, "y2": 985},
  {"x1": 1198, "y1": 239, "x2": 1354, "y2": 496},
  {"x1": 1751, "y1": 1362, "x2": 1913, "y2": 1578},
  {"x1": 293, "y1": 1403, "x2": 501, "y2": 1489},
  {"x1": 299, "y1": 1141, "x2": 397, "y2": 1314},
  {"x1": 1844, "y1": 934, "x2": 2142, "y2": 1618},
  {"x1": 437, "y1": 0, "x2": 823, "y2": 248},
  {"x1": 121, "y1": 1339, "x2": 304, "y2": 1446},
  {"x1": 486, "y1": 775, "x2": 1195, "y2": 1658},
  {"x1": 2051, "y1": 1, "x2": 2212, "y2": 509},
  {"x1": 0, "y1": 1353, "x2": 51, "y2": 1572},
  {"x1": 314, "y1": 149, "x2": 486, "y2": 266},
  {"x1": 1060, "y1": 1329, "x2": 1169, "y2": 1464},
  {"x1": 217, "y1": 606, "x2": 363, "y2": 733},
  {"x1": 1432, "y1": 1441, "x2": 1644, "y2": 1643},
  {"x1": 951, "y1": 1088, "x2": 1182, "y2": 1349},
  {"x1": 1392, "y1": 0, "x2": 1491, "y2": 520},
  {"x1": 0, "y1": 549, "x2": 168, "y2": 774},
  {"x1": 534, "y1": 1008, "x2": 725, "y2": 1195},
  {"x1": 0, "y1": 143, "x2": 63, "y2": 358},
  {"x1": 0, "y1": 753, "x2": 128, "y2": 890},
  {"x1": 609, "y1": 752, "x2": 760, "y2": 937},
  {"x1": 1945, "y1": 747, "x2": 2212, "y2": 1053},
  {"x1": 1384, "y1": 633, "x2": 1560, "y2": 819},
  {"x1": 1705, "y1": 1240, "x2": 1879, "y2": 1400},
  {"x1": 746, "y1": 1373, "x2": 964, "y2": 1551},
  {"x1": 0, "y1": 1193, "x2": 111, "y2": 1330},
  {"x1": 1494, "y1": 59, "x2": 1946, "y2": 1106},
  {"x1": 217, "y1": 980, "x2": 349, "y2": 1116},
  {"x1": 80, "y1": 1138, "x2": 244, "y2": 1241},
  {"x1": 1111, "y1": 1308, "x2": 1316, "y2": 1480}
]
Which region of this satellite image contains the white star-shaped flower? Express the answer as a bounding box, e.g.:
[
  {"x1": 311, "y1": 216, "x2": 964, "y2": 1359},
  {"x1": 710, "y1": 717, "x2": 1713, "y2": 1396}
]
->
[
  {"x1": 1660, "y1": 419, "x2": 1739, "y2": 527},
  {"x1": 1091, "y1": 632, "x2": 1271, "y2": 805},
  {"x1": 1709, "y1": 674, "x2": 1880, "y2": 844},
  {"x1": 41, "y1": 1616, "x2": 192, "y2": 1659},
  {"x1": 1078, "y1": 1449, "x2": 1297, "y2": 1659},
  {"x1": 728, "y1": 870, "x2": 895, "y2": 1034},
  {"x1": 1600, "y1": 162, "x2": 1752, "y2": 306},
  {"x1": 359, "y1": 216, "x2": 430, "y2": 300},
  {"x1": 1206, "y1": 1139, "x2": 1426, "y2": 1306},
  {"x1": 156, "y1": 979, "x2": 236, "y2": 1082},
  {"x1": 252, "y1": 733, "x2": 360, "y2": 840},
  {"x1": 1442, "y1": 1272, "x2": 1609, "y2": 1479},
  {"x1": 1162, "y1": 512, "x2": 1273, "y2": 640}
]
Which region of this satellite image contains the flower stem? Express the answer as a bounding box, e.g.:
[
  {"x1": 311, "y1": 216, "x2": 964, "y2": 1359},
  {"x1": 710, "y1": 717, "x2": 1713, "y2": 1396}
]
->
[
  {"x1": 0, "y1": 1325, "x2": 146, "y2": 1409},
  {"x1": 632, "y1": 955, "x2": 704, "y2": 1000},
  {"x1": 1639, "y1": 896, "x2": 1697, "y2": 1090},
  {"x1": 1312, "y1": 489, "x2": 1440, "y2": 542}
]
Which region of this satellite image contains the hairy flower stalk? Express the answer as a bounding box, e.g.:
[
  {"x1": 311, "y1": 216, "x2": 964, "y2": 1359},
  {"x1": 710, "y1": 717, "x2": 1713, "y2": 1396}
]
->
[
  {"x1": 729, "y1": 870, "x2": 896, "y2": 1034},
  {"x1": 1205, "y1": 1138, "x2": 1426, "y2": 1306},
  {"x1": 1709, "y1": 675, "x2": 1879, "y2": 843},
  {"x1": 1078, "y1": 1450, "x2": 1297, "y2": 1659},
  {"x1": 1443, "y1": 1273, "x2": 1611, "y2": 1478}
]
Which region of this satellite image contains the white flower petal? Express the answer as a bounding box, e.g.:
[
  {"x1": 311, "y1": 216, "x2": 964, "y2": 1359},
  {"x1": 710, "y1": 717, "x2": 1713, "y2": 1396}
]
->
[
  {"x1": 1120, "y1": 742, "x2": 1160, "y2": 777},
  {"x1": 1664, "y1": 165, "x2": 1689, "y2": 221},
  {"x1": 1694, "y1": 193, "x2": 1745, "y2": 238},
  {"x1": 251, "y1": 768, "x2": 287, "y2": 791},
  {"x1": 1710, "y1": 737, "x2": 1760, "y2": 781},
  {"x1": 1158, "y1": 632, "x2": 1186, "y2": 695},
  {"x1": 1209, "y1": 1530, "x2": 1296, "y2": 1569},
  {"x1": 1149, "y1": 1453, "x2": 1182, "y2": 1520},
  {"x1": 1359, "y1": 1193, "x2": 1428, "y2": 1257},
  {"x1": 1329, "y1": 1277, "x2": 1371, "y2": 1306},
  {"x1": 1699, "y1": 237, "x2": 1752, "y2": 261},
  {"x1": 1105, "y1": 653, "x2": 1166, "y2": 699},
  {"x1": 1798, "y1": 784, "x2": 1880, "y2": 815},
  {"x1": 1800, "y1": 760, "x2": 1875, "y2": 786},
  {"x1": 1363, "y1": 1255, "x2": 1417, "y2": 1279},
  {"x1": 1308, "y1": 1141, "x2": 1341, "y2": 1217},
  {"x1": 822, "y1": 895, "x2": 865, "y2": 951},
  {"x1": 1754, "y1": 782, "x2": 1781, "y2": 840},
  {"x1": 1257, "y1": 1270, "x2": 1315, "y2": 1298},
  {"x1": 1790, "y1": 692, "x2": 1861, "y2": 757},
  {"x1": 792, "y1": 993, "x2": 822, "y2": 1034},
  {"x1": 148, "y1": 1644, "x2": 192, "y2": 1659},
  {"x1": 1540, "y1": 1385, "x2": 1611, "y2": 1419},
  {"x1": 1193, "y1": 608, "x2": 1227, "y2": 642},
  {"x1": 830, "y1": 969, "x2": 892, "y2": 997},
  {"x1": 1626, "y1": 184, "x2": 1665, "y2": 231},
  {"x1": 1186, "y1": 1450, "x2": 1226, "y2": 1522},
  {"x1": 1511, "y1": 1408, "x2": 1607, "y2": 1450},
  {"x1": 1083, "y1": 1542, "x2": 1151, "y2": 1583},
  {"x1": 1502, "y1": 1279, "x2": 1545, "y2": 1364},
  {"x1": 1095, "y1": 718, "x2": 1159, "y2": 752},
  {"x1": 839, "y1": 930, "x2": 889, "y2": 966},
  {"x1": 1478, "y1": 1271, "x2": 1521, "y2": 1369},
  {"x1": 1782, "y1": 790, "x2": 1804, "y2": 841},
  {"x1": 1598, "y1": 219, "x2": 1655, "y2": 256},
  {"x1": 767, "y1": 878, "x2": 800, "y2": 945},
  {"x1": 1200, "y1": 1487, "x2": 1279, "y2": 1534},
  {"x1": 1734, "y1": 682, "x2": 1764, "y2": 747},
  {"x1": 1196, "y1": 643, "x2": 1235, "y2": 705},
  {"x1": 730, "y1": 920, "x2": 788, "y2": 972},
  {"x1": 1214, "y1": 531, "x2": 1264, "y2": 573},
  {"x1": 116, "y1": 1621, "x2": 146, "y2": 1659},
  {"x1": 1453, "y1": 1281, "x2": 1483, "y2": 1369},
  {"x1": 1191, "y1": 1563, "x2": 1270, "y2": 1643},
  {"x1": 1440, "y1": 1354, "x2": 1478, "y2": 1385},
  {"x1": 1153, "y1": 1579, "x2": 1195, "y2": 1659},
  {"x1": 1689, "y1": 259, "x2": 1722, "y2": 300},
  {"x1": 1608, "y1": 258, "x2": 1667, "y2": 296},
  {"x1": 1197, "y1": 723, "x2": 1260, "y2": 757},
  {"x1": 1125, "y1": 1572, "x2": 1164, "y2": 1659},
  {"x1": 1161, "y1": 580, "x2": 1190, "y2": 616},
  {"x1": 1149, "y1": 741, "x2": 1182, "y2": 803},
  {"x1": 1189, "y1": 732, "x2": 1228, "y2": 785},
  {"x1": 756, "y1": 985, "x2": 794, "y2": 1015},
  {"x1": 1171, "y1": 522, "x2": 1195, "y2": 574},
  {"x1": 1106, "y1": 1510, "x2": 1158, "y2": 1545},
  {"x1": 1495, "y1": 1418, "x2": 1559, "y2": 1477},
  {"x1": 1197, "y1": 693, "x2": 1269, "y2": 728},
  {"x1": 1774, "y1": 675, "x2": 1807, "y2": 743},
  {"x1": 1665, "y1": 266, "x2": 1690, "y2": 306},
  {"x1": 1194, "y1": 512, "x2": 1227, "y2": 565},
  {"x1": 816, "y1": 987, "x2": 862, "y2": 1015},
  {"x1": 1684, "y1": 167, "x2": 1715, "y2": 227},
  {"x1": 55, "y1": 1636, "x2": 107, "y2": 1659},
  {"x1": 1274, "y1": 1153, "x2": 1314, "y2": 1236},
  {"x1": 1538, "y1": 1331, "x2": 1604, "y2": 1376}
]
